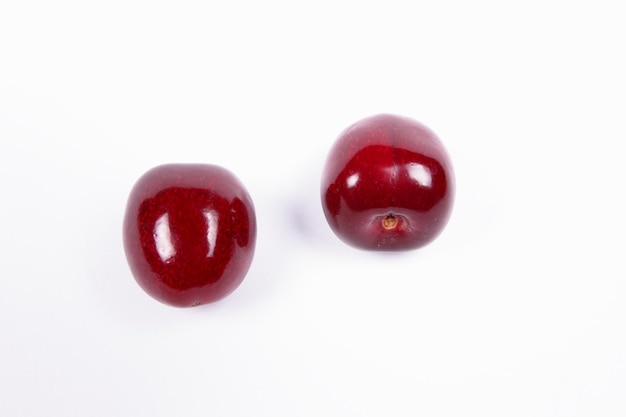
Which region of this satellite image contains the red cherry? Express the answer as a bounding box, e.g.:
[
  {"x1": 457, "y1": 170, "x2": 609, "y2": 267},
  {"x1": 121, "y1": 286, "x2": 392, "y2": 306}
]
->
[
  {"x1": 321, "y1": 114, "x2": 454, "y2": 251},
  {"x1": 123, "y1": 164, "x2": 256, "y2": 307}
]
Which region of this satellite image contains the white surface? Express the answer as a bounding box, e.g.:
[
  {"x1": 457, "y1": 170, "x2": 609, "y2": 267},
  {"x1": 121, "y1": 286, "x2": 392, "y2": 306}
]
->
[{"x1": 1, "y1": 1, "x2": 625, "y2": 416}]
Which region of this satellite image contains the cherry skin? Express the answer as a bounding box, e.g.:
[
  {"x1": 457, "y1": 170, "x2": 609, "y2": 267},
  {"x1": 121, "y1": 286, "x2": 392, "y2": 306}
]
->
[
  {"x1": 321, "y1": 114, "x2": 454, "y2": 251},
  {"x1": 123, "y1": 164, "x2": 256, "y2": 307}
]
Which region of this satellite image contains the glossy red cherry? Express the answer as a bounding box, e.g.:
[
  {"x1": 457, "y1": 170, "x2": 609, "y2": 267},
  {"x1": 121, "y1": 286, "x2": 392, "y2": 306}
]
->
[
  {"x1": 321, "y1": 114, "x2": 454, "y2": 251},
  {"x1": 123, "y1": 164, "x2": 256, "y2": 307}
]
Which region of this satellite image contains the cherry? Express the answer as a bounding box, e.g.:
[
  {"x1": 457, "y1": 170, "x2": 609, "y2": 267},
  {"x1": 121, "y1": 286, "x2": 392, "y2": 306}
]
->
[
  {"x1": 123, "y1": 164, "x2": 256, "y2": 307},
  {"x1": 321, "y1": 114, "x2": 454, "y2": 251}
]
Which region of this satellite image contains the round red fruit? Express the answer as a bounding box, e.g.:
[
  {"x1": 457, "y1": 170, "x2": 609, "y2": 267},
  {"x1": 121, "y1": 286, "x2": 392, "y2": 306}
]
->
[
  {"x1": 321, "y1": 114, "x2": 454, "y2": 251},
  {"x1": 123, "y1": 164, "x2": 256, "y2": 307}
]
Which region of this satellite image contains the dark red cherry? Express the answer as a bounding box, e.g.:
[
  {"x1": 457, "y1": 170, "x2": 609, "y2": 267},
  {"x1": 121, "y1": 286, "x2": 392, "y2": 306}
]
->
[
  {"x1": 321, "y1": 114, "x2": 454, "y2": 251},
  {"x1": 123, "y1": 164, "x2": 256, "y2": 307}
]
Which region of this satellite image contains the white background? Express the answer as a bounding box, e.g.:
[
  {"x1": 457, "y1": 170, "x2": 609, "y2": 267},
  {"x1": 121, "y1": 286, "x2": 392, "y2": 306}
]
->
[{"x1": 1, "y1": 1, "x2": 625, "y2": 416}]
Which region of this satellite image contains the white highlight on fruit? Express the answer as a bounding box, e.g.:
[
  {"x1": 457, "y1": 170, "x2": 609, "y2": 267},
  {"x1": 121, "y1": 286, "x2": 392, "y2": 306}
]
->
[
  {"x1": 346, "y1": 173, "x2": 359, "y2": 188},
  {"x1": 154, "y1": 213, "x2": 176, "y2": 262},
  {"x1": 407, "y1": 163, "x2": 432, "y2": 188},
  {"x1": 204, "y1": 210, "x2": 219, "y2": 257}
]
